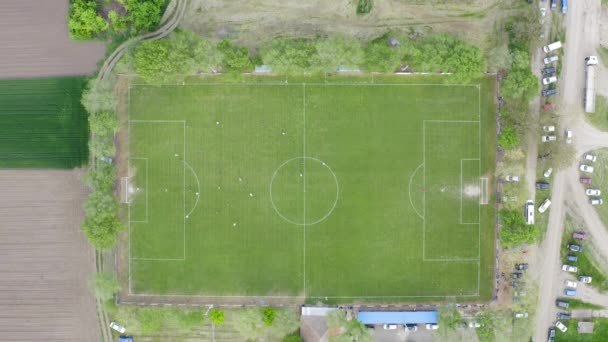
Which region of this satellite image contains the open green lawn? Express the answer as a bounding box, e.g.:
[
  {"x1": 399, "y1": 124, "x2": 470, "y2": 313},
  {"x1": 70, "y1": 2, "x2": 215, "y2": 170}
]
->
[
  {"x1": 0, "y1": 77, "x2": 88, "y2": 168},
  {"x1": 126, "y1": 75, "x2": 496, "y2": 301},
  {"x1": 557, "y1": 318, "x2": 608, "y2": 341}
]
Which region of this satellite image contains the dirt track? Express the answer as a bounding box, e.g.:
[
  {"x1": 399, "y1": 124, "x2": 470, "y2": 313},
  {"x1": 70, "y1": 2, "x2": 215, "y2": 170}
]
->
[
  {"x1": 0, "y1": 0, "x2": 105, "y2": 79},
  {"x1": 0, "y1": 170, "x2": 100, "y2": 342}
]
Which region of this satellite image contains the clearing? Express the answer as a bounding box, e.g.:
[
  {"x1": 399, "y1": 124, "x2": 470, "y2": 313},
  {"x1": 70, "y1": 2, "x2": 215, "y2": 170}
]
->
[{"x1": 124, "y1": 75, "x2": 496, "y2": 301}]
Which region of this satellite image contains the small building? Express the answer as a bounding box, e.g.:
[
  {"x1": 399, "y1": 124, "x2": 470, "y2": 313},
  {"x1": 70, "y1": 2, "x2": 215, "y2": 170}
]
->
[
  {"x1": 577, "y1": 321, "x2": 594, "y2": 334},
  {"x1": 357, "y1": 310, "x2": 438, "y2": 325},
  {"x1": 300, "y1": 307, "x2": 338, "y2": 342}
]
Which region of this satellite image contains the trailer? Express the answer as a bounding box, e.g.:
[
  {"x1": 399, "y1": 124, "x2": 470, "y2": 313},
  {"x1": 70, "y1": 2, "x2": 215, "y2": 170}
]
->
[{"x1": 585, "y1": 56, "x2": 598, "y2": 113}]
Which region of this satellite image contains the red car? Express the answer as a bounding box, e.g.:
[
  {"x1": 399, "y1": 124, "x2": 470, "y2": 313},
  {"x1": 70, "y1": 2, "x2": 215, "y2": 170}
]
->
[
  {"x1": 573, "y1": 232, "x2": 587, "y2": 240},
  {"x1": 543, "y1": 103, "x2": 556, "y2": 111},
  {"x1": 580, "y1": 178, "x2": 592, "y2": 184}
]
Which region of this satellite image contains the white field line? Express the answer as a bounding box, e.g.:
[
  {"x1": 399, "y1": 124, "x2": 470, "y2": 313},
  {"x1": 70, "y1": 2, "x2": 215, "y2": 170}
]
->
[
  {"x1": 477, "y1": 85, "x2": 481, "y2": 295},
  {"x1": 128, "y1": 86, "x2": 132, "y2": 295},
  {"x1": 127, "y1": 292, "x2": 479, "y2": 299},
  {"x1": 302, "y1": 83, "x2": 307, "y2": 296},
  {"x1": 184, "y1": 161, "x2": 201, "y2": 218},
  {"x1": 408, "y1": 163, "x2": 425, "y2": 220},
  {"x1": 129, "y1": 157, "x2": 148, "y2": 223},
  {"x1": 422, "y1": 120, "x2": 426, "y2": 260},
  {"x1": 130, "y1": 82, "x2": 481, "y2": 88}
]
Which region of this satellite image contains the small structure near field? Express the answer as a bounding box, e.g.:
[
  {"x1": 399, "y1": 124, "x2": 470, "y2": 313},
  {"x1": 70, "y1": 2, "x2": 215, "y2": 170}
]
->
[
  {"x1": 357, "y1": 310, "x2": 438, "y2": 325},
  {"x1": 300, "y1": 307, "x2": 338, "y2": 342},
  {"x1": 577, "y1": 321, "x2": 594, "y2": 334}
]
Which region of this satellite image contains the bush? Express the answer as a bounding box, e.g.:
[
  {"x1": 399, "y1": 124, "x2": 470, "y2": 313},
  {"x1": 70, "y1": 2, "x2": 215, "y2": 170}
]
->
[
  {"x1": 89, "y1": 272, "x2": 120, "y2": 302},
  {"x1": 84, "y1": 163, "x2": 116, "y2": 192},
  {"x1": 499, "y1": 209, "x2": 540, "y2": 248},
  {"x1": 119, "y1": 0, "x2": 166, "y2": 33},
  {"x1": 89, "y1": 136, "x2": 116, "y2": 158},
  {"x1": 171, "y1": 31, "x2": 223, "y2": 73},
  {"x1": 89, "y1": 111, "x2": 119, "y2": 137},
  {"x1": 501, "y1": 69, "x2": 539, "y2": 101},
  {"x1": 134, "y1": 40, "x2": 189, "y2": 85},
  {"x1": 312, "y1": 35, "x2": 364, "y2": 71},
  {"x1": 364, "y1": 39, "x2": 402, "y2": 72},
  {"x1": 260, "y1": 38, "x2": 316, "y2": 74},
  {"x1": 498, "y1": 126, "x2": 520, "y2": 149},
  {"x1": 263, "y1": 307, "x2": 276, "y2": 326},
  {"x1": 282, "y1": 335, "x2": 303, "y2": 342},
  {"x1": 218, "y1": 39, "x2": 253, "y2": 72},
  {"x1": 81, "y1": 215, "x2": 123, "y2": 250},
  {"x1": 68, "y1": 0, "x2": 109, "y2": 40},
  {"x1": 81, "y1": 77, "x2": 117, "y2": 114},
  {"x1": 210, "y1": 309, "x2": 225, "y2": 325},
  {"x1": 356, "y1": 0, "x2": 373, "y2": 15}
]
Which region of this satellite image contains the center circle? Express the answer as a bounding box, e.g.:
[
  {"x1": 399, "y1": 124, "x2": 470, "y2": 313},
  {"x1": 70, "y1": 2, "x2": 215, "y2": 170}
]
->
[{"x1": 270, "y1": 157, "x2": 339, "y2": 225}]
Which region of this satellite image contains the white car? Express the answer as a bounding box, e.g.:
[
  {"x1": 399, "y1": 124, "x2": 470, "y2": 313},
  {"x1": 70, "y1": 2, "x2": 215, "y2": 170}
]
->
[
  {"x1": 562, "y1": 264, "x2": 578, "y2": 273},
  {"x1": 544, "y1": 168, "x2": 553, "y2": 178},
  {"x1": 425, "y1": 324, "x2": 439, "y2": 330},
  {"x1": 579, "y1": 276, "x2": 592, "y2": 283},
  {"x1": 580, "y1": 165, "x2": 594, "y2": 173},
  {"x1": 565, "y1": 130, "x2": 572, "y2": 144},
  {"x1": 542, "y1": 76, "x2": 557, "y2": 85},
  {"x1": 505, "y1": 175, "x2": 520, "y2": 182},
  {"x1": 540, "y1": 7, "x2": 547, "y2": 16},
  {"x1": 586, "y1": 189, "x2": 601, "y2": 196},
  {"x1": 110, "y1": 322, "x2": 126, "y2": 333},
  {"x1": 538, "y1": 198, "x2": 552, "y2": 213},
  {"x1": 468, "y1": 322, "x2": 481, "y2": 328},
  {"x1": 514, "y1": 312, "x2": 528, "y2": 318},
  {"x1": 590, "y1": 198, "x2": 603, "y2": 205},
  {"x1": 542, "y1": 135, "x2": 557, "y2": 142},
  {"x1": 543, "y1": 125, "x2": 556, "y2": 132},
  {"x1": 544, "y1": 56, "x2": 559, "y2": 64},
  {"x1": 565, "y1": 280, "x2": 578, "y2": 288},
  {"x1": 383, "y1": 324, "x2": 398, "y2": 330},
  {"x1": 556, "y1": 321, "x2": 568, "y2": 333},
  {"x1": 584, "y1": 153, "x2": 597, "y2": 162}
]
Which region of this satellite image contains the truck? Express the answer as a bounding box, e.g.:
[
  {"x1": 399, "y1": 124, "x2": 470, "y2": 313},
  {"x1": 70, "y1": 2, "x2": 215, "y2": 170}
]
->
[
  {"x1": 585, "y1": 56, "x2": 598, "y2": 113},
  {"x1": 543, "y1": 41, "x2": 562, "y2": 53}
]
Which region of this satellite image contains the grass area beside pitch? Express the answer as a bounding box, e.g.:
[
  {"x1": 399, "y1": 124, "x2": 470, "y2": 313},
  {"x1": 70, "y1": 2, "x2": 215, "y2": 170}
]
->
[
  {"x1": 0, "y1": 77, "x2": 88, "y2": 168},
  {"x1": 126, "y1": 75, "x2": 496, "y2": 301}
]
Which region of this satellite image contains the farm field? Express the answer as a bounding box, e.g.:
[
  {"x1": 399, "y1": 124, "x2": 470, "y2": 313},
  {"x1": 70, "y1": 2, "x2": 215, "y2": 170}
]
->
[
  {"x1": 126, "y1": 75, "x2": 496, "y2": 301},
  {"x1": 0, "y1": 77, "x2": 89, "y2": 168}
]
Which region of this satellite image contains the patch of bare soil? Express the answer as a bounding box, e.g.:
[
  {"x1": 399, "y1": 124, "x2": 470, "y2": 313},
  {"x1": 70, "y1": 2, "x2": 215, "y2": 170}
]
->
[
  {"x1": 0, "y1": 0, "x2": 106, "y2": 79},
  {"x1": 182, "y1": 0, "x2": 512, "y2": 49},
  {"x1": 0, "y1": 170, "x2": 100, "y2": 341}
]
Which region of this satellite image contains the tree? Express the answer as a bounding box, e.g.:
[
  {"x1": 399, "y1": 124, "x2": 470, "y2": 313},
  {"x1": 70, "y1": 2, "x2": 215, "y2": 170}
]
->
[
  {"x1": 501, "y1": 69, "x2": 539, "y2": 101},
  {"x1": 209, "y1": 309, "x2": 225, "y2": 326},
  {"x1": 499, "y1": 209, "x2": 540, "y2": 248},
  {"x1": 68, "y1": 0, "x2": 109, "y2": 40},
  {"x1": 312, "y1": 35, "x2": 364, "y2": 71},
  {"x1": 498, "y1": 126, "x2": 520, "y2": 149},
  {"x1": 84, "y1": 163, "x2": 116, "y2": 192},
  {"x1": 437, "y1": 305, "x2": 463, "y2": 336},
  {"x1": 89, "y1": 111, "x2": 119, "y2": 137},
  {"x1": 263, "y1": 307, "x2": 276, "y2": 326},
  {"x1": 171, "y1": 31, "x2": 223, "y2": 73},
  {"x1": 218, "y1": 39, "x2": 253, "y2": 72},
  {"x1": 89, "y1": 272, "x2": 120, "y2": 302},
  {"x1": 89, "y1": 136, "x2": 116, "y2": 158},
  {"x1": 81, "y1": 77, "x2": 117, "y2": 114},
  {"x1": 510, "y1": 50, "x2": 530, "y2": 71},
  {"x1": 81, "y1": 215, "x2": 123, "y2": 250},
  {"x1": 363, "y1": 40, "x2": 401, "y2": 72},
  {"x1": 119, "y1": 0, "x2": 165, "y2": 33},
  {"x1": 109, "y1": 10, "x2": 129, "y2": 35},
  {"x1": 134, "y1": 40, "x2": 189, "y2": 85},
  {"x1": 261, "y1": 38, "x2": 316, "y2": 74},
  {"x1": 327, "y1": 310, "x2": 373, "y2": 342},
  {"x1": 84, "y1": 190, "x2": 118, "y2": 222}
]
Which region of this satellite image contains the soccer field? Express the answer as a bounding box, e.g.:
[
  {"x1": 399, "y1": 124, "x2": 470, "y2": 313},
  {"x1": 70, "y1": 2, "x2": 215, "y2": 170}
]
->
[{"x1": 126, "y1": 75, "x2": 496, "y2": 301}]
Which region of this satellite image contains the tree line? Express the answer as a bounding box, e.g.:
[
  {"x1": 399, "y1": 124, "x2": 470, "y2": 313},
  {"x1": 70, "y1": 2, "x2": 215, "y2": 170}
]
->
[{"x1": 130, "y1": 31, "x2": 487, "y2": 85}]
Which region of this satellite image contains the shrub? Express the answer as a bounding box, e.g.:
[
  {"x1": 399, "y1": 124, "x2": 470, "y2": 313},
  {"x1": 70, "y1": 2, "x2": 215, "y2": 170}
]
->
[
  {"x1": 499, "y1": 209, "x2": 540, "y2": 248},
  {"x1": 218, "y1": 39, "x2": 253, "y2": 72},
  {"x1": 68, "y1": 0, "x2": 109, "y2": 40},
  {"x1": 356, "y1": 0, "x2": 373, "y2": 15},
  {"x1": 84, "y1": 163, "x2": 116, "y2": 192},
  {"x1": 210, "y1": 309, "x2": 225, "y2": 325},
  {"x1": 89, "y1": 111, "x2": 119, "y2": 137},
  {"x1": 119, "y1": 0, "x2": 166, "y2": 33},
  {"x1": 261, "y1": 38, "x2": 316, "y2": 74},
  {"x1": 171, "y1": 31, "x2": 223, "y2": 73},
  {"x1": 134, "y1": 40, "x2": 189, "y2": 85},
  {"x1": 81, "y1": 77, "x2": 117, "y2": 114},
  {"x1": 262, "y1": 307, "x2": 276, "y2": 326},
  {"x1": 364, "y1": 39, "x2": 402, "y2": 72},
  {"x1": 312, "y1": 35, "x2": 364, "y2": 71},
  {"x1": 498, "y1": 126, "x2": 520, "y2": 149},
  {"x1": 89, "y1": 272, "x2": 120, "y2": 302}
]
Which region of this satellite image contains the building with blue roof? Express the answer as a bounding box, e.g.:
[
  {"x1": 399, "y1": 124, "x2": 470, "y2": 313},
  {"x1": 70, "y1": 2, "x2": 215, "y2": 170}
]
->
[{"x1": 357, "y1": 311, "x2": 438, "y2": 325}]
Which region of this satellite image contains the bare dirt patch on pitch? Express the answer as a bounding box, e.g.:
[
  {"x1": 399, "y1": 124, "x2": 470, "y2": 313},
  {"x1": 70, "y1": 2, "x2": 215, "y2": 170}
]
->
[
  {"x1": 0, "y1": 170, "x2": 100, "y2": 341},
  {"x1": 0, "y1": 0, "x2": 105, "y2": 79}
]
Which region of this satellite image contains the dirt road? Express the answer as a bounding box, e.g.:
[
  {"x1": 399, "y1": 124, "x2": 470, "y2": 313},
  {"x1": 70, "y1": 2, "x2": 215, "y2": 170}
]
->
[
  {"x1": 532, "y1": 0, "x2": 604, "y2": 341},
  {"x1": 0, "y1": 0, "x2": 105, "y2": 79},
  {"x1": 0, "y1": 170, "x2": 100, "y2": 341}
]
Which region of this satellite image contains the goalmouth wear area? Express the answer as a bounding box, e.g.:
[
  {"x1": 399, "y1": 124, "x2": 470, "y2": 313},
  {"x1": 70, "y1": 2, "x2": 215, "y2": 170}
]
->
[{"x1": 124, "y1": 75, "x2": 496, "y2": 302}]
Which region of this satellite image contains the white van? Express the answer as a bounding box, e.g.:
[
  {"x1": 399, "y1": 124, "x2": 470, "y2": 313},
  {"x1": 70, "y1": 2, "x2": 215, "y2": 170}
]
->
[
  {"x1": 543, "y1": 41, "x2": 562, "y2": 53},
  {"x1": 525, "y1": 200, "x2": 535, "y2": 225},
  {"x1": 544, "y1": 56, "x2": 559, "y2": 65},
  {"x1": 538, "y1": 198, "x2": 552, "y2": 213}
]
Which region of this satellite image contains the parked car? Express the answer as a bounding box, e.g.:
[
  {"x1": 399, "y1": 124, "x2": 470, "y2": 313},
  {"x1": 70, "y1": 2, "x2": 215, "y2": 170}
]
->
[
  {"x1": 515, "y1": 263, "x2": 529, "y2": 271},
  {"x1": 405, "y1": 324, "x2": 418, "y2": 332},
  {"x1": 110, "y1": 322, "x2": 126, "y2": 334},
  {"x1": 514, "y1": 291, "x2": 527, "y2": 297},
  {"x1": 514, "y1": 312, "x2": 529, "y2": 318},
  {"x1": 550, "y1": 0, "x2": 558, "y2": 10},
  {"x1": 580, "y1": 164, "x2": 594, "y2": 173},
  {"x1": 540, "y1": 7, "x2": 547, "y2": 16},
  {"x1": 565, "y1": 280, "x2": 578, "y2": 288},
  {"x1": 542, "y1": 88, "x2": 558, "y2": 96},
  {"x1": 556, "y1": 300, "x2": 570, "y2": 308},
  {"x1": 468, "y1": 322, "x2": 481, "y2": 328},
  {"x1": 556, "y1": 321, "x2": 568, "y2": 333},
  {"x1": 564, "y1": 288, "x2": 577, "y2": 296},
  {"x1": 567, "y1": 255, "x2": 579, "y2": 262},
  {"x1": 511, "y1": 272, "x2": 523, "y2": 279},
  {"x1": 511, "y1": 281, "x2": 524, "y2": 287},
  {"x1": 568, "y1": 244, "x2": 584, "y2": 252},
  {"x1": 544, "y1": 55, "x2": 559, "y2": 64},
  {"x1": 383, "y1": 324, "x2": 398, "y2": 330},
  {"x1": 586, "y1": 189, "x2": 601, "y2": 196},
  {"x1": 542, "y1": 67, "x2": 556, "y2": 75},
  {"x1": 542, "y1": 76, "x2": 558, "y2": 85},
  {"x1": 584, "y1": 153, "x2": 597, "y2": 162},
  {"x1": 425, "y1": 324, "x2": 438, "y2": 330},
  {"x1": 579, "y1": 276, "x2": 592, "y2": 283},
  {"x1": 542, "y1": 125, "x2": 556, "y2": 132},
  {"x1": 562, "y1": 0, "x2": 567, "y2": 13},
  {"x1": 580, "y1": 177, "x2": 592, "y2": 184},
  {"x1": 573, "y1": 231, "x2": 588, "y2": 240},
  {"x1": 562, "y1": 264, "x2": 578, "y2": 273},
  {"x1": 542, "y1": 135, "x2": 557, "y2": 142},
  {"x1": 557, "y1": 312, "x2": 572, "y2": 320},
  {"x1": 536, "y1": 182, "x2": 550, "y2": 190},
  {"x1": 548, "y1": 327, "x2": 556, "y2": 341},
  {"x1": 544, "y1": 168, "x2": 554, "y2": 178},
  {"x1": 565, "y1": 130, "x2": 573, "y2": 144},
  {"x1": 505, "y1": 175, "x2": 520, "y2": 182},
  {"x1": 590, "y1": 198, "x2": 603, "y2": 205},
  {"x1": 539, "y1": 198, "x2": 552, "y2": 213}
]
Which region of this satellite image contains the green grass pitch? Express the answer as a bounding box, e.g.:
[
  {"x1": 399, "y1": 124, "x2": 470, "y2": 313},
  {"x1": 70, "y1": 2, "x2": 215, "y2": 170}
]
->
[
  {"x1": 0, "y1": 77, "x2": 88, "y2": 168},
  {"x1": 127, "y1": 75, "x2": 496, "y2": 301}
]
